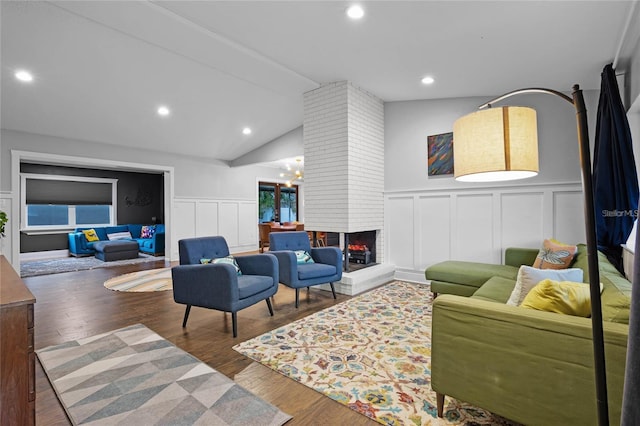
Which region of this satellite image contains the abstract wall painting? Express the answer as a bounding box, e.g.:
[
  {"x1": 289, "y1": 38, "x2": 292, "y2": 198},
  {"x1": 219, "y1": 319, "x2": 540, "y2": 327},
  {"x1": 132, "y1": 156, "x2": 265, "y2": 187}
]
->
[{"x1": 427, "y1": 132, "x2": 454, "y2": 176}]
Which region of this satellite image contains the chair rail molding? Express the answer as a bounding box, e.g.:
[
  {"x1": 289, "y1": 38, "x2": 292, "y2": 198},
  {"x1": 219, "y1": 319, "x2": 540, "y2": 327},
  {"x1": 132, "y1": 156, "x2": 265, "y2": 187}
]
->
[{"x1": 385, "y1": 182, "x2": 584, "y2": 283}]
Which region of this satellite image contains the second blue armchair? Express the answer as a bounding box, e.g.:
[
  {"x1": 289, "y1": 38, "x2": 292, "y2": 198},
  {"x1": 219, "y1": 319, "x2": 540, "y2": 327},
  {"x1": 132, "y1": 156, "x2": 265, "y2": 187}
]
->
[{"x1": 269, "y1": 231, "x2": 342, "y2": 308}]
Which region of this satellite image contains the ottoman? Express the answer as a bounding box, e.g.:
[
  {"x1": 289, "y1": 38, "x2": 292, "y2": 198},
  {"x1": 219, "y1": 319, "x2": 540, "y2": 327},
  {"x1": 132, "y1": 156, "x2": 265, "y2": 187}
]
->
[{"x1": 94, "y1": 240, "x2": 139, "y2": 262}]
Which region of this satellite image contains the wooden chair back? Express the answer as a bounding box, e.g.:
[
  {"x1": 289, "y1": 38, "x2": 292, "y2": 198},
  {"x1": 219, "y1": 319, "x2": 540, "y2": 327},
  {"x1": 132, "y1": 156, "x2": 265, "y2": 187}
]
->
[{"x1": 258, "y1": 223, "x2": 272, "y2": 252}]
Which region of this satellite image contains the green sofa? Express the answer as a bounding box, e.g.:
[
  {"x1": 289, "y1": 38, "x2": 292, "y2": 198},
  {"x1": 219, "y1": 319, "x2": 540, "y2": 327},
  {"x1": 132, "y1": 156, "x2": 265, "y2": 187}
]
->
[{"x1": 426, "y1": 244, "x2": 631, "y2": 425}]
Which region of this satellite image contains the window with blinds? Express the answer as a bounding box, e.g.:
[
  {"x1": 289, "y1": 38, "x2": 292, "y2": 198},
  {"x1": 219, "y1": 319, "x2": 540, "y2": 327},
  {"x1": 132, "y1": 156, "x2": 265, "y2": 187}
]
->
[{"x1": 21, "y1": 174, "x2": 118, "y2": 230}]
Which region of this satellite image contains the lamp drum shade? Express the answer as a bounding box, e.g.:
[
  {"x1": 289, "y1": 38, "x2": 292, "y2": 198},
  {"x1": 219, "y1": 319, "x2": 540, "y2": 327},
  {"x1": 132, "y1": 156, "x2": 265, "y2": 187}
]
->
[{"x1": 453, "y1": 106, "x2": 539, "y2": 182}]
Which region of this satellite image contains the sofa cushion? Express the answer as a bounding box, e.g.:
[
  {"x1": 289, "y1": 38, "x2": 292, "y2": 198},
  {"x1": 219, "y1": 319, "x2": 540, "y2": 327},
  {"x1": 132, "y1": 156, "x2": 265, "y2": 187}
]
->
[
  {"x1": 471, "y1": 276, "x2": 516, "y2": 303},
  {"x1": 107, "y1": 231, "x2": 133, "y2": 241},
  {"x1": 601, "y1": 274, "x2": 632, "y2": 324},
  {"x1": 532, "y1": 239, "x2": 577, "y2": 269},
  {"x1": 82, "y1": 228, "x2": 99, "y2": 242},
  {"x1": 506, "y1": 266, "x2": 583, "y2": 306},
  {"x1": 521, "y1": 279, "x2": 592, "y2": 317},
  {"x1": 295, "y1": 250, "x2": 315, "y2": 264},
  {"x1": 213, "y1": 256, "x2": 243, "y2": 276},
  {"x1": 140, "y1": 225, "x2": 156, "y2": 239},
  {"x1": 571, "y1": 244, "x2": 624, "y2": 280},
  {"x1": 426, "y1": 260, "x2": 519, "y2": 288}
]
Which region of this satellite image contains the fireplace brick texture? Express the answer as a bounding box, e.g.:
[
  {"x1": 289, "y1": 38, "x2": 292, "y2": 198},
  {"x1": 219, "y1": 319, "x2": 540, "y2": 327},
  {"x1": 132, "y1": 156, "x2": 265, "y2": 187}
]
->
[{"x1": 303, "y1": 81, "x2": 384, "y2": 263}]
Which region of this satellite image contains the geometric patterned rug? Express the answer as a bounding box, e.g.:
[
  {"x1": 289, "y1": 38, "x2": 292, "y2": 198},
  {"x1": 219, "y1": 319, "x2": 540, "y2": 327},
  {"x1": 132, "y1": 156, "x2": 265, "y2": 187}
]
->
[
  {"x1": 233, "y1": 281, "x2": 517, "y2": 426},
  {"x1": 104, "y1": 268, "x2": 172, "y2": 292},
  {"x1": 37, "y1": 324, "x2": 292, "y2": 425}
]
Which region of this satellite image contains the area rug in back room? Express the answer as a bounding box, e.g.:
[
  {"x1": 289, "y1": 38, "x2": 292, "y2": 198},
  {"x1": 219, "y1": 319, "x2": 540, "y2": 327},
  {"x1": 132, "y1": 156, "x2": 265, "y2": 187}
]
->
[
  {"x1": 20, "y1": 254, "x2": 163, "y2": 278},
  {"x1": 233, "y1": 281, "x2": 517, "y2": 426},
  {"x1": 37, "y1": 323, "x2": 292, "y2": 425}
]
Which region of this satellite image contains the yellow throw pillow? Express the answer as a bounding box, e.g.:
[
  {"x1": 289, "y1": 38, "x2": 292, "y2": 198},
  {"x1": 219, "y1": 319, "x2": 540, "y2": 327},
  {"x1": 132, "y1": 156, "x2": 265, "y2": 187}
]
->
[
  {"x1": 532, "y1": 238, "x2": 577, "y2": 269},
  {"x1": 82, "y1": 229, "x2": 99, "y2": 242},
  {"x1": 520, "y1": 279, "x2": 592, "y2": 317}
]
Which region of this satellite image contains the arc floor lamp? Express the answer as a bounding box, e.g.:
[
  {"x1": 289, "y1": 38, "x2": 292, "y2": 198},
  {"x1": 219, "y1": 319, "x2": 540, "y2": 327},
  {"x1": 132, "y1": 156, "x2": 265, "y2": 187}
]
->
[{"x1": 453, "y1": 85, "x2": 608, "y2": 425}]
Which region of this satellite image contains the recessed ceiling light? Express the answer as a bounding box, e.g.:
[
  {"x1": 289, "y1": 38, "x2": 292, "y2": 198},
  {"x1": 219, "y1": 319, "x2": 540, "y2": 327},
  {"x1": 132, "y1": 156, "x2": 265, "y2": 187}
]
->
[
  {"x1": 15, "y1": 69, "x2": 34, "y2": 83},
  {"x1": 421, "y1": 76, "x2": 435, "y2": 85},
  {"x1": 157, "y1": 106, "x2": 170, "y2": 117},
  {"x1": 346, "y1": 5, "x2": 364, "y2": 19},
  {"x1": 242, "y1": 127, "x2": 252, "y2": 135}
]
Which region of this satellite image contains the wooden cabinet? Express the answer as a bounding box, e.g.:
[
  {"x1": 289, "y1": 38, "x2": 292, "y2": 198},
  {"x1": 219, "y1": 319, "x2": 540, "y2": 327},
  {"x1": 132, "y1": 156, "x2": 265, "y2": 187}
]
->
[{"x1": 1, "y1": 255, "x2": 36, "y2": 425}]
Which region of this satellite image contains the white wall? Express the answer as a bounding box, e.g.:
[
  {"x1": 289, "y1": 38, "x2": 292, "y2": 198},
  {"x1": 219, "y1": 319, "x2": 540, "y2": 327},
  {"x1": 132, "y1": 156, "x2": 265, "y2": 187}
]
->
[
  {"x1": 0, "y1": 130, "x2": 281, "y2": 198},
  {"x1": 384, "y1": 90, "x2": 600, "y2": 282},
  {"x1": 0, "y1": 129, "x2": 283, "y2": 265},
  {"x1": 385, "y1": 91, "x2": 600, "y2": 192}
]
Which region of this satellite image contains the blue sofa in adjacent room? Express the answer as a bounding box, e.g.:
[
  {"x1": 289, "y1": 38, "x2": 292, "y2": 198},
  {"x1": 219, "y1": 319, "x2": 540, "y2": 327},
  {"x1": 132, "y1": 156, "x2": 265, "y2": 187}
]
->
[{"x1": 68, "y1": 224, "x2": 165, "y2": 256}]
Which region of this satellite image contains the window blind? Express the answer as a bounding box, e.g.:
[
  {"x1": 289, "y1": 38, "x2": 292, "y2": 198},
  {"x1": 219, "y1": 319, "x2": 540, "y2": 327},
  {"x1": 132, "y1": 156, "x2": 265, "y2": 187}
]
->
[{"x1": 25, "y1": 178, "x2": 112, "y2": 205}]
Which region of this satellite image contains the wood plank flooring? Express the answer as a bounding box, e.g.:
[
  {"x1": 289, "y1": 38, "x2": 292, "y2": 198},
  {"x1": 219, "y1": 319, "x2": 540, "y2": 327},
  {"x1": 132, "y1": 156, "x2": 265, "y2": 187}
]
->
[{"x1": 24, "y1": 258, "x2": 377, "y2": 425}]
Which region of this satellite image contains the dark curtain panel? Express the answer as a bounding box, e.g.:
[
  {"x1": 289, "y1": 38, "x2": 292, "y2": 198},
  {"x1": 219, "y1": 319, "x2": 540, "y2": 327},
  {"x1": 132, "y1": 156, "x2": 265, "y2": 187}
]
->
[{"x1": 593, "y1": 63, "x2": 638, "y2": 273}]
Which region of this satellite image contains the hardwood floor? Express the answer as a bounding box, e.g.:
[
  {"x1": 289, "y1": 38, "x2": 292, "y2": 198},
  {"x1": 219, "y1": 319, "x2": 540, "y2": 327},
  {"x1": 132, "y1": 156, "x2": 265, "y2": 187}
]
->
[{"x1": 24, "y1": 259, "x2": 377, "y2": 425}]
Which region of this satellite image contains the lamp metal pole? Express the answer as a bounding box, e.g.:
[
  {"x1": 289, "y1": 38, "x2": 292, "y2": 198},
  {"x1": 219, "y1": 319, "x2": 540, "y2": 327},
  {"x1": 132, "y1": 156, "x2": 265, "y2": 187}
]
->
[{"x1": 480, "y1": 85, "x2": 609, "y2": 425}]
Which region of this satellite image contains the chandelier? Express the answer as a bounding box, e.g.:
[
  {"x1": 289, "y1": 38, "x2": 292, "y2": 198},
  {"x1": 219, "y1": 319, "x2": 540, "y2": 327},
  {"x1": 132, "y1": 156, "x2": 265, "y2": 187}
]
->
[{"x1": 280, "y1": 158, "x2": 304, "y2": 187}]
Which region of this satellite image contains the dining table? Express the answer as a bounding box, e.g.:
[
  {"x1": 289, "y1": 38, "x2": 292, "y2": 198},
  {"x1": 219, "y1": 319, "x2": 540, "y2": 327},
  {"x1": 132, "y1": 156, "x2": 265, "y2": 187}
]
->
[{"x1": 269, "y1": 224, "x2": 298, "y2": 232}]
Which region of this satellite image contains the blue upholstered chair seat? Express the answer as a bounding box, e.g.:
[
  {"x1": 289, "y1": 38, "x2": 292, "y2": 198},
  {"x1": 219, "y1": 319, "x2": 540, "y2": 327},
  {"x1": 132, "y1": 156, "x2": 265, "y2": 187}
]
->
[
  {"x1": 298, "y1": 263, "x2": 338, "y2": 280},
  {"x1": 237, "y1": 276, "x2": 274, "y2": 299}
]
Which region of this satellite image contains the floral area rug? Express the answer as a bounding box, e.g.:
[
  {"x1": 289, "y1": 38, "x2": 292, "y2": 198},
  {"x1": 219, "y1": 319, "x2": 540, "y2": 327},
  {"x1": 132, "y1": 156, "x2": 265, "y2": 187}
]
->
[{"x1": 233, "y1": 281, "x2": 515, "y2": 426}]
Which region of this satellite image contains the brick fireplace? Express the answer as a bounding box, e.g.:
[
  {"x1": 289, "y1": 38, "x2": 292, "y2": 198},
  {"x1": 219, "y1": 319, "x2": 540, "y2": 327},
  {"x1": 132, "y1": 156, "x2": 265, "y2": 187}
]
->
[{"x1": 303, "y1": 81, "x2": 394, "y2": 294}]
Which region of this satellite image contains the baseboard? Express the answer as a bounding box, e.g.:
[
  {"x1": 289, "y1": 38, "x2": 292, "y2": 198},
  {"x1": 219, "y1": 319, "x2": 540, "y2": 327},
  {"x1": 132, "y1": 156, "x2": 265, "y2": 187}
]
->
[
  {"x1": 20, "y1": 249, "x2": 69, "y2": 262},
  {"x1": 394, "y1": 269, "x2": 428, "y2": 284}
]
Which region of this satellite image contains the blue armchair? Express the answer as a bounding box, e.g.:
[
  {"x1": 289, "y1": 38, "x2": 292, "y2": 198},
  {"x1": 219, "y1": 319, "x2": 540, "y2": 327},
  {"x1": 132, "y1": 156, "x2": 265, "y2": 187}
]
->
[
  {"x1": 269, "y1": 231, "x2": 342, "y2": 308},
  {"x1": 172, "y1": 236, "x2": 278, "y2": 337}
]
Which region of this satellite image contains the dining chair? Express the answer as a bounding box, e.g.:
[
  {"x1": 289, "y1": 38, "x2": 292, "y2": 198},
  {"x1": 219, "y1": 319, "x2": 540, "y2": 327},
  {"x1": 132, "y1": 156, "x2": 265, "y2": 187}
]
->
[{"x1": 258, "y1": 223, "x2": 271, "y2": 252}]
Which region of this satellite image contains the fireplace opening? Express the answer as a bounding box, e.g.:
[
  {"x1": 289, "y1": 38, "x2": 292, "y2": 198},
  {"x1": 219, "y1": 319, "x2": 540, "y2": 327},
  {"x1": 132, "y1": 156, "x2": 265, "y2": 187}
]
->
[{"x1": 344, "y1": 231, "x2": 377, "y2": 272}]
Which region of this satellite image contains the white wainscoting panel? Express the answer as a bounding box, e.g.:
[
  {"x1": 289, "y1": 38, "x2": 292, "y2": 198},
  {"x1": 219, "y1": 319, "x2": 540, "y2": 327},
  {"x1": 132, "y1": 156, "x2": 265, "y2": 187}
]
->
[
  {"x1": 554, "y1": 191, "x2": 586, "y2": 244},
  {"x1": 172, "y1": 198, "x2": 257, "y2": 260},
  {"x1": 386, "y1": 196, "x2": 414, "y2": 270},
  {"x1": 238, "y1": 202, "x2": 257, "y2": 246},
  {"x1": 455, "y1": 194, "x2": 495, "y2": 263},
  {"x1": 416, "y1": 195, "x2": 451, "y2": 270},
  {"x1": 196, "y1": 202, "x2": 219, "y2": 238},
  {"x1": 219, "y1": 203, "x2": 239, "y2": 246},
  {"x1": 387, "y1": 183, "x2": 583, "y2": 283},
  {"x1": 500, "y1": 191, "x2": 545, "y2": 253}
]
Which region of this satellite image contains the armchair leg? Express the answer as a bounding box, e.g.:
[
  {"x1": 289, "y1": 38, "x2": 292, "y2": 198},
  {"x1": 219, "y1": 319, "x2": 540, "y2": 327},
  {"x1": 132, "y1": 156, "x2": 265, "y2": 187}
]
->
[
  {"x1": 265, "y1": 298, "x2": 274, "y2": 316},
  {"x1": 232, "y1": 312, "x2": 238, "y2": 338},
  {"x1": 295, "y1": 288, "x2": 300, "y2": 308},
  {"x1": 436, "y1": 392, "x2": 444, "y2": 417},
  {"x1": 329, "y1": 282, "x2": 337, "y2": 299},
  {"x1": 182, "y1": 305, "x2": 192, "y2": 328}
]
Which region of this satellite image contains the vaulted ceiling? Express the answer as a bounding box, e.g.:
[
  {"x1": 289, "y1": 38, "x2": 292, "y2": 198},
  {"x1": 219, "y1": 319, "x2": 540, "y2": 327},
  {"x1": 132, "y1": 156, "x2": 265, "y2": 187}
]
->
[{"x1": 2, "y1": 1, "x2": 638, "y2": 163}]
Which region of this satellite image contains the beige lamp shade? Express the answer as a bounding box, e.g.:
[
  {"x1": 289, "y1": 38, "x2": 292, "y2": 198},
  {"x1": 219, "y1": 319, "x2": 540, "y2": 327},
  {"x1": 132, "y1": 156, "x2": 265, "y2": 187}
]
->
[{"x1": 453, "y1": 106, "x2": 539, "y2": 182}]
